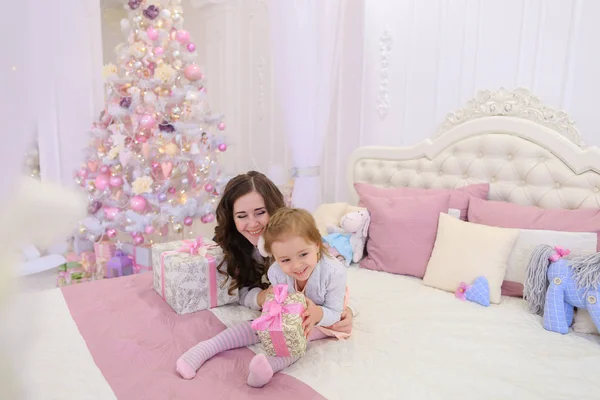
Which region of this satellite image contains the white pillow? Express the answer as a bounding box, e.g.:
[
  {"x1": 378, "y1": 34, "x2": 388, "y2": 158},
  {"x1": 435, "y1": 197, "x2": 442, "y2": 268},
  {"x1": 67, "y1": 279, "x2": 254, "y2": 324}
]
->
[
  {"x1": 505, "y1": 230, "x2": 597, "y2": 285},
  {"x1": 423, "y1": 213, "x2": 519, "y2": 304},
  {"x1": 312, "y1": 202, "x2": 365, "y2": 237}
]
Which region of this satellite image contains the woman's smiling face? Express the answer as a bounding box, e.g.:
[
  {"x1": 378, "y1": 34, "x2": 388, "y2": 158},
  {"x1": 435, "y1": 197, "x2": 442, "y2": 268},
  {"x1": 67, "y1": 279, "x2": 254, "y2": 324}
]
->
[{"x1": 232, "y1": 191, "x2": 270, "y2": 246}]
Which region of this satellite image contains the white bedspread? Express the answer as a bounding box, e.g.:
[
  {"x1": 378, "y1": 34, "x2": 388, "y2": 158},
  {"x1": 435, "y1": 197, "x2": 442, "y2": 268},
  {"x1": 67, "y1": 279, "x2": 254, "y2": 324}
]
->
[
  {"x1": 22, "y1": 266, "x2": 600, "y2": 400},
  {"x1": 16, "y1": 289, "x2": 117, "y2": 400},
  {"x1": 215, "y1": 266, "x2": 600, "y2": 400}
]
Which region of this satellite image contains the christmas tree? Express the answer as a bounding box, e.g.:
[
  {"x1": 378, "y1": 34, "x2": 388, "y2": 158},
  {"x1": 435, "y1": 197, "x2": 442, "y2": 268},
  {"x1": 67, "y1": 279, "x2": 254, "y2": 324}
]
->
[{"x1": 75, "y1": 0, "x2": 229, "y2": 246}]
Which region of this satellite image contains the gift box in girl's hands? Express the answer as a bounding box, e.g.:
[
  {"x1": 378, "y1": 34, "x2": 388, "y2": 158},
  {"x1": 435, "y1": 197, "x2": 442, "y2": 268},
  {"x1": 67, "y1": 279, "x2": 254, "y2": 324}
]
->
[{"x1": 252, "y1": 283, "x2": 308, "y2": 357}]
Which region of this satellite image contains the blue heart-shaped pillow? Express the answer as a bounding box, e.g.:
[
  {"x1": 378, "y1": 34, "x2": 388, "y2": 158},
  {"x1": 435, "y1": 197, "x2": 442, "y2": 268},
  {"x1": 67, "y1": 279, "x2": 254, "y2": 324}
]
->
[{"x1": 465, "y1": 276, "x2": 490, "y2": 307}]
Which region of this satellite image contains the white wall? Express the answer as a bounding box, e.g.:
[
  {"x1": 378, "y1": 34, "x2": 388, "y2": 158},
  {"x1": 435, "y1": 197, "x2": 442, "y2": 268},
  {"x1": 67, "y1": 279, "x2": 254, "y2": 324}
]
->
[
  {"x1": 101, "y1": 0, "x2": 600, "y2": 202},
  {"x1": 361, "y1": 0, "x2": 600, "y2": 150}
]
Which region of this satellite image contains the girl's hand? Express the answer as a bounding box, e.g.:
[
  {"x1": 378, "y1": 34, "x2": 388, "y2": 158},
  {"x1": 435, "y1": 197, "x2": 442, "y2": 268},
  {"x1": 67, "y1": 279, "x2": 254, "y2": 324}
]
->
[
  {"x1": 301, "y1": 298, "x2": 323, "y2": 337},
  {"x1": 329, "y1": 306, "x2": 353, "y2": 333},
  {"x1": 257, "y1": 286, "x2": 273, "y2": 307}
]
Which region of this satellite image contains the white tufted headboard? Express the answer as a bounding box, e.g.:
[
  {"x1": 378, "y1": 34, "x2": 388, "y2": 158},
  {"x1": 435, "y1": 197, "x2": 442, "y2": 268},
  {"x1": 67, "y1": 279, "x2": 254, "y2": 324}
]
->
[{"x1": 348, "y1": 88, "x2": 600, "y2": 210}]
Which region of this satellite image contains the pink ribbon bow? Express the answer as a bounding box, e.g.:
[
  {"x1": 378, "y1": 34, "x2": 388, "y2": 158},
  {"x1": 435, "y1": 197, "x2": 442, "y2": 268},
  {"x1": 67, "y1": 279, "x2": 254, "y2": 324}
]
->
[
  {"x1": 549, "y1": 246, "x2": 570, "y2": 262},
  {"x1": 177, "y1": 237, "x2": 205, "y2": 255},
  {"x1": 251, "y1": 284, "x2": 305, "y2": 357},
  {"x1": 159, "y1": 237, "x2": 220, "y2": 307}
]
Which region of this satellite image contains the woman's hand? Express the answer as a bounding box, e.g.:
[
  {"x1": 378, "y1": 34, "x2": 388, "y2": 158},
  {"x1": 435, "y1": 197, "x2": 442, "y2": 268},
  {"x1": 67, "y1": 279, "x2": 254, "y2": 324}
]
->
[
  {"x1": 256, "y1": 286, "x2": 273, "y2": 307},
  {"x1": 302, "y1": 298, "x2": 323, "y2": 337},
  {"x1": 329, "y1": 306, "x2": 353, "y2": 333}
]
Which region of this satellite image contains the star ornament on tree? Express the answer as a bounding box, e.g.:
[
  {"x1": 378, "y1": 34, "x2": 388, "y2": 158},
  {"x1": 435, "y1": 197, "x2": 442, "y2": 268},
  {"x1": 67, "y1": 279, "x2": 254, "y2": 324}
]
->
[{"x1": 110, "y1": 132, "x2": 128, "y2": 148}]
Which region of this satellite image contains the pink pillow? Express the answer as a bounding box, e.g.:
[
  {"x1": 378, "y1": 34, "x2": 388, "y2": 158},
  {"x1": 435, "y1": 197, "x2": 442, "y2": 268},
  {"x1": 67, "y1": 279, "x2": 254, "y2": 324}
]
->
[
  {"x1": 468, "y1": 197, "x2": 600, "y2": 296},
  {"x1": 357, "y1": 187, "x2": 451, "y2": 278},
  {"x1": 354, "y1": 182, "x2": 489, "y2": 220},
  {"x1": 468, "y1": 197, "x2": 600, "y2": 249}
]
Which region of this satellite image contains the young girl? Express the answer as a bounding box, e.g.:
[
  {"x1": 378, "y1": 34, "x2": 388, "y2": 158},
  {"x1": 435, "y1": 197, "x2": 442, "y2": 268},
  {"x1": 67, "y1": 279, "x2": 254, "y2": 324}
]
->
[{"x1": 176, "y1": 207, "x2": 349, "y2": 387}]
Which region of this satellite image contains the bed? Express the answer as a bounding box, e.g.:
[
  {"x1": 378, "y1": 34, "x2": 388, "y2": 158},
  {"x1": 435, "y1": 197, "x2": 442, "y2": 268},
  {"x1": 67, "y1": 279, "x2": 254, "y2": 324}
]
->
[{"x1": 20, "y1": 88, "x2": 600, "y2": 399}]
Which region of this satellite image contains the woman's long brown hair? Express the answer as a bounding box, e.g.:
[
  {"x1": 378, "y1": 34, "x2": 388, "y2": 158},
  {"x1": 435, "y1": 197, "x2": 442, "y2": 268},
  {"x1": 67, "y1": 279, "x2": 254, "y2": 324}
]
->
[{"x1": 214, "y1": 171, "x2": 285, "y2": 295}]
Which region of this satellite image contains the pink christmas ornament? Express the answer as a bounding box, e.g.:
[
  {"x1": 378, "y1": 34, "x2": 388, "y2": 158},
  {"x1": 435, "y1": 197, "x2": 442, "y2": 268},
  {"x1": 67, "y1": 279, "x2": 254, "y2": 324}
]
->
[
  {"x1": 168, "y1": 187, "x2": 176, "y2": 194},
  {"x1": 145, "y1": 225, "x2": 155, "y2": 235},
  {"x1": 175, "y1": 29, "x2": 190, "y2": 44},
  {"x1": 218, "y1": 143, "x2": 227, "y2": 152},
  {"x1": 202, "y1": 213, "x2": 215, "y2": 224},
  {"x1": 204, "y1": 183, "x2": 214, "y2": 192},
  {"x1": 109, "y1": 175, "x2": 124, "y2": 188},
  {"x1": 134, "y1": 235, "x2": 145, "y2": 246},
  {"x1": 151, "y1": 161, "x2": 160, "y2": 169},
  {"x1": 95, "y1": 175, "x2": 110, "y2": 191},
  {"x1": 139, "y1": 114, "x2": 156, "y2": 129},
  {"x1": 218, "y1": 122, "x2": 226, "y2": 130},
  {"x1": 187, "y1": 43, "x2": 196, "y2": 52},
  {"x1": 154, "y1": 47, "x2": 164, "y2": 56},
  {"x1": 184, "y1": 64, "x2": 203, "y2": 81},
  {"x1": 77, "y1": 168, "x2": 89, "y2": 178},
  {"x1": 106, "y1": 228, "x2": 117, "y2": 238},
  {"x1": 183, "y1": 216, "x2": 193, "y2": 226},
  {"x1": 146, "y1": 26, "x2": 159, "y2": 41},
  {"x1": 99, "y1": 165, "x2": 110, "y2": 175},
  {"x1": 130, "y1": 195, "x2": 147, "y2": 212},
  {"x1": 104, "y1": 207, "x2": 119, "y2": 220}
]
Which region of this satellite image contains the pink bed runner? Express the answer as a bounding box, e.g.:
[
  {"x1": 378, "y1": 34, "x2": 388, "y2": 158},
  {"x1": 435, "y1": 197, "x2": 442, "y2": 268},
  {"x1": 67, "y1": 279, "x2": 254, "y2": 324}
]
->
[{"x1": 61, "y1": 273, "x2": 324, "y2": 399}]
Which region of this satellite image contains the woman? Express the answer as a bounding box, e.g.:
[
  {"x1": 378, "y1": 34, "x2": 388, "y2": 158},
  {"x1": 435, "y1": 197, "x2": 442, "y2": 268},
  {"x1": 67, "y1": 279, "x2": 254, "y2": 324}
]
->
[{"x1": 215, "y1": 170, "x2": 354, "y2": 332}]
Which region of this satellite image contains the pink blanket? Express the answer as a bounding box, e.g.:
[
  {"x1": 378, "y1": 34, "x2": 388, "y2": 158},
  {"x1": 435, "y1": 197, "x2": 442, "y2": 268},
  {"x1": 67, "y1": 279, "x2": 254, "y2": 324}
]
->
[{"x1": 62, "y1": 273, "x2": 324, "y2": 399}]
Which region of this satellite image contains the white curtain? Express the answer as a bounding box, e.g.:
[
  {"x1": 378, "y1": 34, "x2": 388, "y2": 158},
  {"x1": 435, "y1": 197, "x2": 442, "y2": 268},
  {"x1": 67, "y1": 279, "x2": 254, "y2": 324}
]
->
[
  {"x1": 268, "y1": 0, "x2": 342, "y2": 212},
  {"x1": 1, "y1": 1, "x2": 101, "y2": 396},
  {"x1": 1, "y1": 2, "x2": 36, "y2": 205},
  {"x1": 35, "y1": 0, "x2": 104, "y2": 187}
]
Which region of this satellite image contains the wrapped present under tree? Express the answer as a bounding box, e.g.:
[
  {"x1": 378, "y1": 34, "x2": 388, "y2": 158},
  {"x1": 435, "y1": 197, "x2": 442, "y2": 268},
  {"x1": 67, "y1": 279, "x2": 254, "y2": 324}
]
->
[
  {"x1": 94, "y1": 240, "x2": 116, "y2": 279},
  {"x1": 122, "y1": 243, "x2": 152, "y2": 274},
  {"x1": 57, "y1": 261, "x2": 91, "y2": 287},
  {"x1": 152, "y1": 237, "x2": 238, "y2": 315},
  {"x1": 106, "y1": 250, "x2": 134, "y2": 278},
  {"x1": 80, "y1": 251, "x2": 96, "y2": 276}
]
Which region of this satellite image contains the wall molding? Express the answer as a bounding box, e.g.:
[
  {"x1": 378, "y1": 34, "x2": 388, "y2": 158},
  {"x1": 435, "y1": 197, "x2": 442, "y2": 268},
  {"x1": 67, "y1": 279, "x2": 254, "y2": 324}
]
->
[{"x1": 376, "y1": 28, "x2": 393, "y2": 119}]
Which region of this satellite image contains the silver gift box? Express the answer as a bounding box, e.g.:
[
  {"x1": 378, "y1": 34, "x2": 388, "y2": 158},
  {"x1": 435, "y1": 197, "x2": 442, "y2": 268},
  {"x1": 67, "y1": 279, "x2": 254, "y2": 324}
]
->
[{"x1": 151, "y1": 239, "x2": 239, "y2": 315}]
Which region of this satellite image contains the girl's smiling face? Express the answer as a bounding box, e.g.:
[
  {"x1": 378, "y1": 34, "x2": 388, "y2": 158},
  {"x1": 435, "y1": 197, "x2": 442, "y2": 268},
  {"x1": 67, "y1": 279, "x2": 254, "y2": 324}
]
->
[{"x1": 271, "y1": 235, "x2": 319, "y2": 282}]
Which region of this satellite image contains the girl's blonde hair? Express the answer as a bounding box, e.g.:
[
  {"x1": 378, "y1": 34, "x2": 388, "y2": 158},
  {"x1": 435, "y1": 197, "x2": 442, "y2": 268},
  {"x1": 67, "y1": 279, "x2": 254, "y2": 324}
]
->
[{"x1": 263, "y1": 207, "x2": 328, "y2": 259}]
